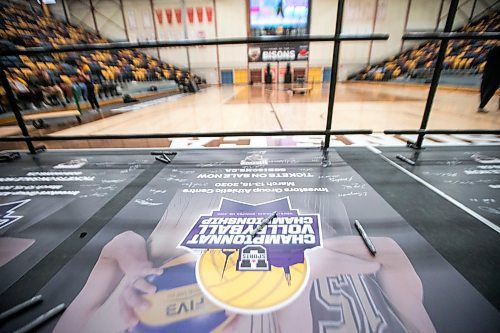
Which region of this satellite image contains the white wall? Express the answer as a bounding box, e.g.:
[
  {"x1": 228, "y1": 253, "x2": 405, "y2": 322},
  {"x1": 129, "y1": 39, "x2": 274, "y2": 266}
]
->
[
  {"x1": 65, "y1": 0, "x2": 96, "y2": 33},
  {"x1": 58, "y1": 0, "x2": 496, "y2": 82},
  {"x1": 308, "y1": 0, "x2": 336, "y2": 68},
  {"x1": 47, "y1": 0, "x2": 68, "y2": 23},
  {"x1": 471, "y1": 0, "x2": 500, "y2": 21},
  {"x1": 370, "y1": 0, "x2": 409, "y2": 64},
  {"x1": 436, "y1": 0, "x2": 499, "y2": 31},
  {"x1": 152, "y1": 0, "x2": 188, "y2": 69},
  {"x1": 407, "y1": 0, "x2": 441, "y2": 31},
  {"x1": 339, "y1": 0, "x2": 377, "y2": 79},
  {"x1": 123, "y1": 0, "x2": 156, "y2": 42},
  {"x1": 185, "y1": 0, "x2": 218, "y2": 83},
  {"x1": 215, "y1": 0, "x2": 247, "y2": 69},
  {"x1": 63, "y1": 0, "x2": 127, "y2": 41},
  {"x1": 94, "y1": 0, "x2": 127, "y2": 41}
]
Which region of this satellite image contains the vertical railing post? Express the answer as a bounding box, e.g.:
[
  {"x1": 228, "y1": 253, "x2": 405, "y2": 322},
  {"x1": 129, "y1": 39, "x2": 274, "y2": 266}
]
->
[
  {"x1": 61, "y1": 0, "x2": 70, "y2": 24},
  {"x1": 412, "y1": 0, "x2": 459, "y2": 149},
  {"x1": 89, "y1": 0, "x2": 100, "y2": 35},
  {"x1": 213, "y1": 0, "x2": 221, "y2": 85},
  {"x1": 150, "y1": 0, "x2": 161, "y2": 61},
  {"x1": 119, "y1": 0, "x2": 129, "y2": 41},
  {"x1": 181, "y1": 0, "x2": 192, "y2": 72},
  {"x1": 435, "y1": 0, "x2": 445, "y2": 31},
  {"x1": 0, "y1": 63, "x2": 36, "y2": 154},
  {"x1": 469, "y1": 0, "x2": 478, "y2": 22},
  {"x1": 324, "y1": 0, "x2": 345, "y2": 149},
  {"x1": 400, "y1": 0, "x2": 412, "y2": 52},
  {"x1": 367, "y1": 0, "x2": 379, "y2": 65}
]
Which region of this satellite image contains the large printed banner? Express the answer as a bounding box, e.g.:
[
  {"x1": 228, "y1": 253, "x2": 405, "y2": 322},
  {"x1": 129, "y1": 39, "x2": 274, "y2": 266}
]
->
[
  {"x1": 1, "y1": 149, "x2": 498, "y2": 332},
  {"x1": 248, "y1": 43, "x2": 309, "y2": 62},
  {"x1": 0, "y1": 154, "x2": 151, "y2": 294}
]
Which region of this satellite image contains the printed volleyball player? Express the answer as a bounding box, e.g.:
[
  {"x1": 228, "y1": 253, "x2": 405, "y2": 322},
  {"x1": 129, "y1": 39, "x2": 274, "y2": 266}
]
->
[{"x1": 54, "y1": 191, "x2": 435, "y2": 333}]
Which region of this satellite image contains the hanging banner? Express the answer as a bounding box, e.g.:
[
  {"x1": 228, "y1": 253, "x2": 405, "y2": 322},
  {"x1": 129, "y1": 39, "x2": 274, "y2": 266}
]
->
[
  {"x1": 165, "y1": 8, "x2": 173, "y2": 25},
  {"x1": 174, "y1": 8, "x2": 182, "y2": 24},
  {"x1": 187, "y1": 7, "x2": 194, "y2": 24},
  {"x1": 248, "y1": 43, "x2": 309, "y2": 62},
  {"x1": 155, "y1": 9, "x2": 163, "y2": 25},
  {"x1": 205, "y1": 6, "x2": 213, "y2": 23},
  {"x1": 196, "y1": 7, "x2": 203, "y2": 23}
]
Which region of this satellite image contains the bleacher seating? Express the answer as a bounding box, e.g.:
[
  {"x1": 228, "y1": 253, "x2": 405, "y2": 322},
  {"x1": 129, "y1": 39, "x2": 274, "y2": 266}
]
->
[
  {"x1": 0, "y1": 1, "x2": 206, "y2": 113},
  {"x1": 349, "y1": 10, "x2": 500, "y2": 82}
]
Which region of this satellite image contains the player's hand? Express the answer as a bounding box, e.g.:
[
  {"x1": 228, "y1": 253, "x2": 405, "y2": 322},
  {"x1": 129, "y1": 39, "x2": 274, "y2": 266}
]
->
[
  {"x1": 102, "y1": 231, "x2": 163, "y2": 327},
  {"x1": 119, "y1": 262, "x2": 163, "y2": 327},
  {"x1": 307, "y1": 237, "x2": 380, "y2": 278}
]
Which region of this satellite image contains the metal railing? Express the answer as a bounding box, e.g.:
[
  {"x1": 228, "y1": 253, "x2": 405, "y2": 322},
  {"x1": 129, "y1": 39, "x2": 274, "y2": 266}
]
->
[
  {"x1": 0, "y1": 130, "x2": 373, "y2": 142},
  {"x1": 0, "y1": 0, "x2": 499, "y2": 153},
  {"x1": 0, "y1": 35, "x2": 390, "y2": 56},
  {"x1": 403, "y1": 31, "x2": 500, "y2": 41}
]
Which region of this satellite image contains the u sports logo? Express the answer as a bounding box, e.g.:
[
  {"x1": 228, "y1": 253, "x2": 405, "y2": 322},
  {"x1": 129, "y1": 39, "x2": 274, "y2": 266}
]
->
[
  {"x1": 238, "y1": 245, "x2": 269, "y2": 271},
  {"x1": 178, "y1": 197, "x2": 322, "y2": 314}
]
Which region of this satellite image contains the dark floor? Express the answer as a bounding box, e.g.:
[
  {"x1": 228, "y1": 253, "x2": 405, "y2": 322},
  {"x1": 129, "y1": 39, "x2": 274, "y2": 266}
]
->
[
  {"x1": 340, "y1": 146, "x2": 500, "y2": 309},
  {"x1": 0, "y1": 146, "x2": 498, "y2": 333}
]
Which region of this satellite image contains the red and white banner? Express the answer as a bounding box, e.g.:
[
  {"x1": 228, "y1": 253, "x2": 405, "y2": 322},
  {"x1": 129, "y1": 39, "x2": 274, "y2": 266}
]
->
[
  {"x1": 174, "y1": 8, "x2": 182, "y2": 24},
  {"x1": 165, "y1": 8, "x2": 173, "y2": 24},
  {"x1": 196, "y1": 7, "x2": 203, "y2": 23},
  {"x1": 155, "y1": 9, "x2": 163, "y2": 25},
  {"x1": 205, "y1": 6, "x2": 213, "y2": 23},
  {"x1": 187, "y1": 7, "x2": 194, "y2": 24}
]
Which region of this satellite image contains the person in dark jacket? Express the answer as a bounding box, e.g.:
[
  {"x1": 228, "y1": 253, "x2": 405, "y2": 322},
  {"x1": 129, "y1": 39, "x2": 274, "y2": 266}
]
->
[
  {"x1": 81, "y1": 75, "x2": 100, "y2": 112},
  {"x1": 478, "y1": 45, "x2": 500, "y2": 113}
]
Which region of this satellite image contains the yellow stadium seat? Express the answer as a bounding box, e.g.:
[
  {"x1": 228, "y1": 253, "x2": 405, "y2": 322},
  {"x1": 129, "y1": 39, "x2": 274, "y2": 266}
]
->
[
  {"x1": 60, "y1": 75, "x2": 72, "y2": 84},
  {"x1": 465, "y1": 58, "x2": 473, "y2": 69}
]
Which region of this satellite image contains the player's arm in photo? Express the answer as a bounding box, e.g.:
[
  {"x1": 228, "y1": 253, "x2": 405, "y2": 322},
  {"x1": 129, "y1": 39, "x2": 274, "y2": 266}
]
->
[
  {"x1": 53, "y1": 231, "x2": 163, "y2": 333},
  {"x1": 276, "y1": 236, "x2": 436, "y2": 333},
  {"x1": 322, "y1": 236, "x2": 435, "y2": 332},
  {"x1": 54, "y1": 191, "x2": 219, "y2": 333}
]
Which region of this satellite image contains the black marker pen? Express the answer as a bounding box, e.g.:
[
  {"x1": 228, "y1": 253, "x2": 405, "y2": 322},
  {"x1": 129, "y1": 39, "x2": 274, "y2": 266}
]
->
[{"x1": 355, "y1": 219, "x2": 377, "y2": 255}]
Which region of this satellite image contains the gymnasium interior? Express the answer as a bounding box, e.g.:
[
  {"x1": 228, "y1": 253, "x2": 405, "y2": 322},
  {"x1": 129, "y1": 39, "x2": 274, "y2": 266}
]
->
[{"x1": 0, "y1": 0, "x2": 499, "y2": 332}]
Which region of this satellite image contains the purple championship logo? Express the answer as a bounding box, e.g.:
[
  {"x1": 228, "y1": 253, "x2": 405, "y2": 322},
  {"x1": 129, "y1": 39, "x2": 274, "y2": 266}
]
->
[
  {"x1": 179, "y1": 197, "x2": 322, "y2": 313},
  {"x1": 179, "y1": 197, "x2": 322, "y2": 272}
]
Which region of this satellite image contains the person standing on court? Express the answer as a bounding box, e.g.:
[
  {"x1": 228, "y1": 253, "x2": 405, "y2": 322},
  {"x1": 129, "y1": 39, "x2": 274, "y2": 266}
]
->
[
  {"x1": 478, "y1": 45, "x2": 500, "y2": 113},
  {"x1": 81, "y1": 75, "x2": 101, "y2": 112}
]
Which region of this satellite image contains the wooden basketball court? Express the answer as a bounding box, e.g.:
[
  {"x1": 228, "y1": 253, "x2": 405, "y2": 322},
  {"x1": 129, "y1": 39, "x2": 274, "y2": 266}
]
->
[
  {"x1": 49, "y1": 82, "x2": 499, "y2": 137},
  {"x1": 1, "y1": 82, "x2": 498, "y2": 150}
]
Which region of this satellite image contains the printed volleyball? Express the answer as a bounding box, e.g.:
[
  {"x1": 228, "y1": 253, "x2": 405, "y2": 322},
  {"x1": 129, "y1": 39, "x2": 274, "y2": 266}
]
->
[
  {"x1": 197, "y1": 249, "x2": 307, "y2": 312},
  {"x1": 133, "y1": 261, "x2": 228, "y2": 333}
]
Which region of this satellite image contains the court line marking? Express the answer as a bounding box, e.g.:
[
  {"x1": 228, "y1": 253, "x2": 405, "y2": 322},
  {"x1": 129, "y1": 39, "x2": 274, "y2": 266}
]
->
[
  {"x1": 221, "y1": 86, "x2": 244, "y2": 105},
  {"x1": 365, "y1": 145, "x2": 500, "y2": 234},
  {"x1": 269, "y1": 102, "x2": 284, "y2": 130}
]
